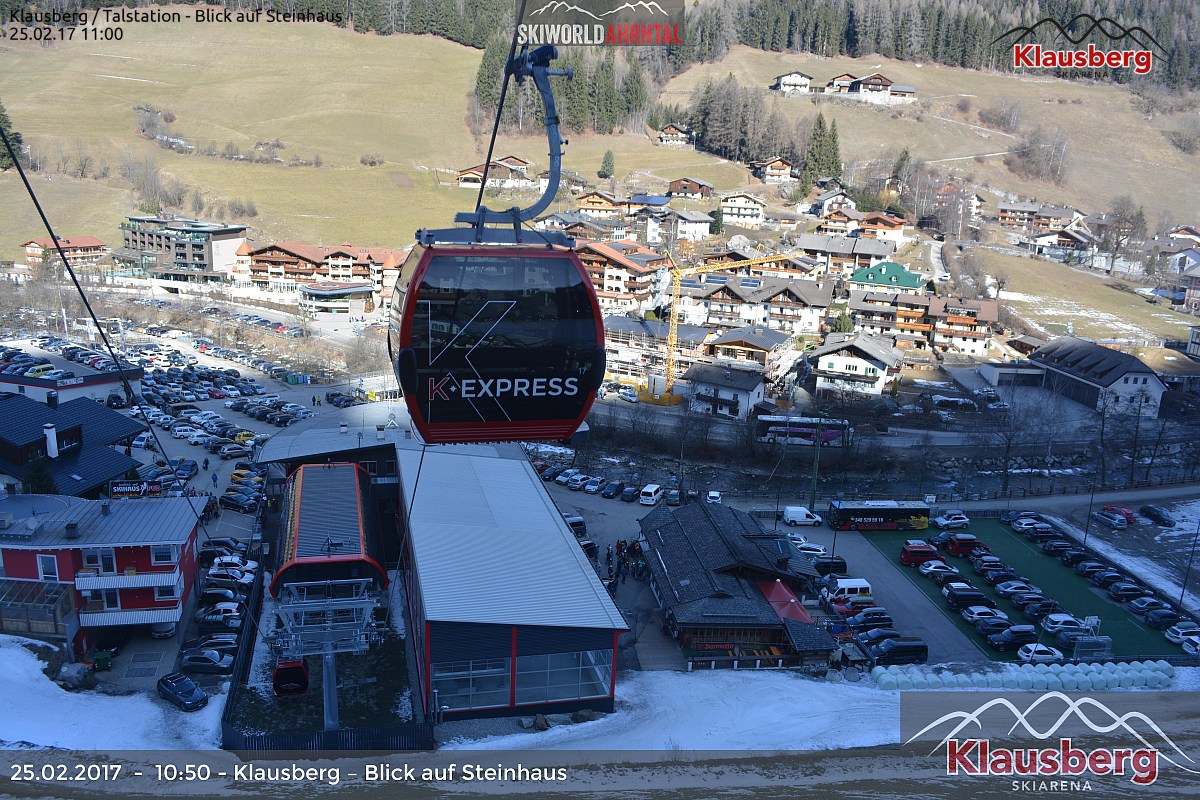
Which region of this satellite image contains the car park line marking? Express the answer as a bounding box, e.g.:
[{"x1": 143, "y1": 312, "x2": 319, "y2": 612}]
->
[{"x1": 884, "y1": 548, "x2": 995, "y2": 659}]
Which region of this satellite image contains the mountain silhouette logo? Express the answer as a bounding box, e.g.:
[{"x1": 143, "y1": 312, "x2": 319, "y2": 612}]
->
[
  {"x1": 528, "y1": 0, "x2": 670, "y2": 20},
  {"x1": 992, "y1": 14, "x2": 1166, "y2": 56},
  {"x1": 905, "y1": 692, "x2": 1199, "y2": 777}
]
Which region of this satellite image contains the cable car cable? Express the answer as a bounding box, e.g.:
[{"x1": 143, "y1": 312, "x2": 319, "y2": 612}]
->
[{"x1": 473, "y1": 0, "x2": 531, "y2": 214}]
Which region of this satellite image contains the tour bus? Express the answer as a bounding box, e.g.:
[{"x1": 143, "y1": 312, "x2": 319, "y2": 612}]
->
[
  {"x1": 640, "y1": 484, "x2": 665, "y2": 505},
  {"x1": 826, "y1": 500, "x2": 931, "y2": 531}
]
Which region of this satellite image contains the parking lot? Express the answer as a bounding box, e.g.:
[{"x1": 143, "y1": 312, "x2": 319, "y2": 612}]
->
[{"x1": 863, "y1": 521, "x2": 1183, "y2": 662}]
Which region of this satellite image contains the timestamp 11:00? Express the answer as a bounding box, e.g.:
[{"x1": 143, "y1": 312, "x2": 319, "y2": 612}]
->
[{"x1": 5, "y1": 26, "x2": 125, "y2": 41}]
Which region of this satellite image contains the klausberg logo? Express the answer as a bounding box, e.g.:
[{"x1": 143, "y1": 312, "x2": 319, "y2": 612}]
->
[
  {"x1": 992, "y1": 14, "x2": 1164, "y2": 76},
  {"x1": 905, "y1": 692, "x2": 1200, "y2": 787},
  {"x1": 428, "y1": 376, "x2": 579, "y2": 401},
  {"x1": 517, "y1": 0, "x2": 684, "y2": 47}
]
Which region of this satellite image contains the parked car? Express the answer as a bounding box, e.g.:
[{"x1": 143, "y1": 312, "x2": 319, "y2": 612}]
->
[
  {"x1": 1059, "y1": 550, "x2": 1092, "y2": 566},
  {"x1": 156, "y1": 673, "x2": 208, "y2": 711},
  {"x1": 792, "y1": 541, "x2": 828, "y2": 557},
  {"x1": 1139, "y1": 505, "x2": 1176, "y2": 526},
  {"x1": 962, "y1": 606, "x2": 1009, "y2": 624},
  {"x1": 970, "y1": 555, "x2": 1005, "y2": 575},
  {"x1": 1001, "y1": 510, "x2": 1042, "y2": 524},
  {"x1": 1014, "y1": 596, "x2": 1050, "y2": 613},
  {"x1": 706, "y1": 491, "x2": 723, "y2": 504},
  {"x1": 600, "y1": 481, "x2": 625, "y2": 499},
  {"x1": 1089, "y1": 569, "x2": 1126, "y2": 588},
  {"x1": 583, "y1": 476, "x2": 606, "y2": 494},
  {"x1": 975, "y1": 618, "x2": 1014, "y2": 636},
  {"x1": 983, "y1": 569, "x2": 1023, "y2": 587},
  {"x1": 1103, "y1": 505, "x2": 1138, "y2": 523},
  {"x1": 1073, "y1": 561, "x2": 1110, "y2": 579},
  {"x1": 665, "y1": 488, "x2": 682, "y2": 506},
  {"x1": 219, "y1": 494, "x2": 259, "y2": 514},
  {"x1": 1127, "y1": 597, "x2": 1169, "y2": 616},
  {"x1": 995, "y1": 580, "x2": 1041, "y2": 598},
  {"x1": 934, "y1": 510, "x2": 970, "y2": 530},
  {"x1": 945, "y1": 534, "x2": 988, "y2": 558},
  {"x1": 1018, "y1": 644, "x2": 1064, "y2": 664},
  {"x1": 131, "y1": 432, "x2": 155, "y2": 449},
  {"x1": 205, "y1": 568, "x2": 255, "y2": 591},
  {"x1": 212, "y1": 555, "x2": 258, "y2": 573},
  {"x1": 179, "y1": 648, "x2": 235, "y2": 675},
  {"x1": 1023, "y1": 601, "x2": 1067, "y2": 622},
  {"x1": 845, "y1": 609, "x2": 894, "y2": 632},
  {"x1": 566, "y1": 473, "x2": 591, "y2": 491},
  {"x1": 987, "y1": 624, "x2": 1040, "y2": 651},
  {"x1": 219, "y1": 444, "x2": 251, "y2": 460},
  {"x1": 1144, "y1": 609, "x2": 1186, "y2": 631},
  {"x1": 1041, "y1": 614, "x2": 1085, "y2": 634},
  {"x1": 555, "y1": 468, "x2": 581, "y2": 486},
  {"x1": 1107, "y1": 582, "x2": 1148, "y2": 602},
  {"x1": 1021, "y1": 523, "x2": 1060, "y2": 542},
  {"x1": 853, "y1": 628, "x2": 902, "y2": 648},
  {"x1": 619, "y1": 486, "x2": 639, "y2": 502},
  {"x1": 1165, "y1": 622, "x2": 1200, "y2": 644},
  {"x1": 918, "y1": 560, "x2": 959, "y2": 579},
  {"x1": 1090, "y1": 510, "x2": 1128, "y2": 530},
  {"x1": 1042, "y1": 540, "x2": 1074, "y2": 556},
  {"x1": 198, "y1": 587, "x2": 247, "y2": 607},
  {"x1": 1182, "y1": 637, "x2": 1200, "y2": 657},
  {"x1": 618, "y1": 388, "x2": 639, "y2": 403}
]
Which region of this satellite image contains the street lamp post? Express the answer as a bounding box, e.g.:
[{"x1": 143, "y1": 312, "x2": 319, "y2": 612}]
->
[{"x1": 1083, "y1": 481, "x2": 1097, "y2": 548}]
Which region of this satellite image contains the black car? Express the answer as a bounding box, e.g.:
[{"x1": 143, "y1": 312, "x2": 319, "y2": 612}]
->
[
  {"x1": 1059, "y1": 550, "x2": 1092, "y2": 566},
  {"x1": 945, "y1": 589, "x2": 997, "y2": 611},
  {"x1": 206, "y1": 437, "x2": 236, "y2": 453},
  {"x1": 845, "y1": 610, "x2": 895, "y2": 632},
  {"x1": 1023, "y1": 601, "x2": 1066, "y2": 621},
  {"x1": 1107, "y1": 582, "x2": 1147, "y2": 602},
  {"x1": 1144, "y1": 609, "x2": 1185, "y2": 630},
  {"x1": 1090, "y1": 570, "x2": 1127, "y2": 588},
  {"x1": 1042, "y1": 540, "x2": 1074, "y2": 556},
  {"x1": 1024, "y1": 526, "x2": 1061, "y2": 543},
  {"x1": 987, "y1": 624, "x2": 1040, "y2": 650},
  {"x1": 620, "y1": 486, "x2": 639, "y2": 502},
  {"x1": 1055, "y1": 629, "x2": 1090, "y2": 649},
  {"x1": 181, "y1": 634, "x2": 240, "y2": 655},
  {"x1": 1001, "y1": 511, "x2": 1042, "y2": 524},
  {"x1": 200, "y1": 537, "x2": 248, "y2": 556},
  {"x1": 1139, "y1": 505, "x2": 1175, "y2": 526},
  {"x1": 105, "y1": 393, "x2": 127, "y2": 408},
  {"x1": 600, "y1": 481, "x2": 625, "y2": 499},
  {"x1": 983, "y1": 569, "x2": 1022, "y2": 587},
  {"x1": 1073, "y1": 561, "x2": 1109, "y2": 578},
  {"x1": 974, "y1": 618, "x2": 1014, "y2": 636},
  {"x1": 926, "y1": 530, "x2": 954, "y2": 548},
  {"x1": 219, "y1": 494, "x2": 259, "y2": 513},
  {"x1": 157, "y1": 672, "x2": 208, "y2": 711},
  {"x1": 197, "y1": 587, "x2": 247, "y2": 607}
]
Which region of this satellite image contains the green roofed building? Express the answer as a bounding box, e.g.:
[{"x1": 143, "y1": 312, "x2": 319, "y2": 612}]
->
[{"x1": 847, "y1": 261, "x2": 926, "y2": 295}]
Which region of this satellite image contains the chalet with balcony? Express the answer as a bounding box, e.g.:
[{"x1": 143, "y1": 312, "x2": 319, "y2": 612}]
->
[
  {"x1": 750, "y1": 157, "x2": 796, "y2": 184},
  {"x1": 720, "y1": 193, "x2": 767, "y2": 229},
  {"x1": 858, "y1": 211, "x2": 910, "y2": 242},
  {"x1": 0, "y1": 394, "x2": 145, "y2": 499},
  {"x1": 850, "y1": 73, "x2": 893, "y2": 94},
  {"x1": 807, "y1": 332, "x2": 904, "y2": 397},
  {"x1": 537, "y1": 169, "x2": 589, "y2": 195},
  {"x1": 824, "y1": 73, "x2": 856, "y2": 93},
  {"x1": 1033, "y1": 205, "x2": 1083, "y2": 232},
  {"x1": 456, "y1": 162, "x2": 535, "y2": 190},
  {"x1": 998, "y1": 201, "x2": 1041, "y2": 230},
  {"x1": 603, "y1": 316, "x2": 710, "y2": 385},
  {"x1": 1027, "y1": 227, "x2": 1098, "y2": 263},
  {"x1": 575, "y1": 191, "x2": 625, "y2": 219},
  {"x1": 848, "y1": 261, "x2": 926, "y2": 295},
  {"x1": 246, "y1": 240, "x2": 407, "y2": 301},
  {"x1": 535, "y1": 211, "x2": 630, "y2": 243},
  {"x1": 624, "y1": 195, "x2": 672, "y2": 215},
  {"x1": 667, "y1": 177, "x2": 716, "y2": 200},
  {"x1": 576, "y1": 240, "x2": 671, "y2": 313},
  {"x1": 658, "y1": 123, "x2": 692, "y2": 147},
  {"x1": 816, "y1": 208, "x2": 865, "y2": 236},
  {"x1": 22, "y1": 236, "x2": 109, "y2": 270},
  {"x1": 706, "y1": 326, "x2": 792, "y2": 370},
  {"x1": 682, "y1": 364, "x2": 764, "y2": 419},
  {"x1": 630, "y1": 207, "x2": 713, "y2": 245},
  {"x1": 678, "y1": 275, "x2": 833, "y2": 335},
  {"x1": 771, "y1": 71, "x2": 812, "y2": 96},
  {"x1": 807, "y1": 187, "x2": 856, "y2": 218},
  {"x1": 790, "y1": 233, "x2": 895, "y2": 276},
  {"x1": 0, "y1": 493, "x2": 206, "y2": 658},
  {"x1": 927, "y1": 296, "x2": 998, "y2": 356},
  {"x1": 934, "y1": 182, "x2": 984, "y2": 221},
  {"x1": 848, "y1": 291, "x2": 934, "y2": 346}
]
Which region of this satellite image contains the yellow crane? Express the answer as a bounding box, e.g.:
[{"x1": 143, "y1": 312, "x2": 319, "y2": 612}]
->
[{"x1": 661, "y1": 252, "x2": 805, "y2": 396}]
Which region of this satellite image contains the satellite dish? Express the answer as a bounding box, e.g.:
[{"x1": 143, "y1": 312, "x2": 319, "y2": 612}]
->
[{"x1": 26, "y1": 518, "x2": 40, "y2": 530}]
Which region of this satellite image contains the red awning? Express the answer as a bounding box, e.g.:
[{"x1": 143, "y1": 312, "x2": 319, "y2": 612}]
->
[{"x1": 757, "y1": 580, "x2": 813, "y2": 623}]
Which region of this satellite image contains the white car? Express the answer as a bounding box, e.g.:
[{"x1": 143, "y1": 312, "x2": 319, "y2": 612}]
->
[
  {"x1": 618, "y1": 388, "x2": 639, "y2": 403},
  {"x1": 1018, "y1": 644, "x2": 1064, "y2": 664},
  {"x1": 1165, "y1": 622, "x2": 1200, "y2": 644},
  {"x1": 942, "y1": 581, "x2": 972, "y2": 598},
  {"x1": 962, "y1": 606, "x2": 1008, "y2": 624},
  {"x1": 212, "y1": 555, "x2": 259, "y2": 573},
  {"x1": 223, "y1": 387, "x2": 242, "y2": 397},
  {"x1": 131, "y1": 432, "x2": 155, "y2": 449},
  {"x1": 918, "y1": 560, "x2": 959, "y2": 578},
  {"x1": 934, "y1": 511, "x2": 971, "y2": 530},
  {"x1": 1183, "y1": 636, "x2": 1200, "y2": 656},
  {"x1": 172, "y1": 425, "x2": 197, "y2": 439},
  {"x1": 224, "y1": 399, "x2": 239, "y2": 408},
  {"x1": 793, "y1": 541, "x2": 827, "y2": 557},
  {"x1": 706, "y1": 491, "x2": 722, "y2": 504},
  {"x1": 1041, "y1": 614, "x2": 1085, "y2": 634},
  {"x1": 188, "y1": 431, "x2": 213, "y2": 445}
]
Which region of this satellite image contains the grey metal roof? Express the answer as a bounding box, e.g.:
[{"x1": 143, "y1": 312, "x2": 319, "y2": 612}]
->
[
  {"x1": 0, "y1": 494, "x2": 203, "y2": 548},
  {"x1": 711, "y1": 326, "x2": 791, "y2": 351},
  {"x1": 637, "y1": 503, "x2": 816, "y2": 627},
  {"x1": 293, "y1": 464, "x2": 364, "y2": 558},
  {"x1": 257, "y1": 402, "x2": 417, "y2": 464},
  {"x1": 604, "y1": 315, "x2": 710, "y2": 347},
  {"x1": 809, "y1": 332, "x2": 904, "y2": 369},
  {"x1": 674, "y1": 209, "x2": 715, "y2": 223},
  {"x1": 682, "y1": 364, "x2": 764, "y2": 392},
  {"x1": 679, "y1": 276, "x2": 834, "y2": 308},
  {"x1": 999, "y1": 201, "x2": 1040, "y2": 213},
  {"x1": 399, "y1": 446, "x2": 627, "y2": 631},
  {"x1": 783, "y1": 619, "x2": 838, "y2": 652},
  {"x1": 1030, "y1": 336, "x2": 1158, "y2": 387},
  {"x1": 0, "y1": 395, "x2": 147, "y2": 447},
  {"x1": 791, "y1": 233, "x2": 894, "y2": 258},
  {"x1": 0, "y1": 445, "x2": 142, "y2": 498}
]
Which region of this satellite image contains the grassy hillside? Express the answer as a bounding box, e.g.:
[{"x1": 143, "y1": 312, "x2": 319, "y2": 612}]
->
[
  {"x1": 662, "y1": 47, "x2": 1198, "y2": 224},
  {"x1": 0, "y1": 22, "x2": 743, "y2": 257}
]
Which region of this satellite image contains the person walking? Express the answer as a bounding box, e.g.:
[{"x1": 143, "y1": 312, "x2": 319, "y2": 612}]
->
[
  {"x1": 202, "y1": 457, "x2": 209, "y2": 471},
  {"x1": 211, "y1": 472, "x2": 218, "y2": 488}
]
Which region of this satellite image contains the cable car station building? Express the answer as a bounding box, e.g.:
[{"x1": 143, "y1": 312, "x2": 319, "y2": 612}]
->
[{"x1": 258, "y1": 404, "x2": 627, "y2": 721}]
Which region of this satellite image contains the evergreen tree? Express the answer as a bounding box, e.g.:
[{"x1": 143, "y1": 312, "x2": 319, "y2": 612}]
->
[
  {"x1": 598, "y1": 150, "x2": 615, "y2": 179},
  {"x1": 24, "y1": 456, "x2": 57, "y2": 495},
  {"x1": 622, "y1": 58, "x2": 648, "y2": 123},
  {"x1": 709, "y1": 208, "x2": 723, "y2": 234},
  {"x1": 832, "y1": 312, "x2": 854, "y2": 333},
  {"x1": 801, "y1": 112, "x2": 829, "y2": 189},
  {"x1": 0, "y1": 97, "x2": 22, "y2": 170},
  {"x1": 827, "y1": 118, "x2": 842, "y2": 178}
]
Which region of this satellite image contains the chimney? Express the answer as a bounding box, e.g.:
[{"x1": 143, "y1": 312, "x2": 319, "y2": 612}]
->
[
  {"x1": 64, "y1": 521, "x2": 80, "y2": 539},
  {"x1": 45, "y1": 390, "x2": 58, "y2": 410},
  {"x1": 43, "y1": 424, "x2": 59, "y2": 459},
  {"x1": 101, "y1": 500, "x2": 110, "y2": 516}
]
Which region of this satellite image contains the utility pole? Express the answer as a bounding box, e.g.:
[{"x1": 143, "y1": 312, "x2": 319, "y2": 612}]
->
[{"x1": 808, "y1": 416, "x2": 824, "y2": 510}]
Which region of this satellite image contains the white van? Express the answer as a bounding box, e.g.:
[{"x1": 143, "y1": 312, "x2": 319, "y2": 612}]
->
[
  {"x1": 783, "y1": 506, "x2": 822, "y2": 526},
  {"x1": 819, "y1": 577, "x2": 873, "y2": 604},
  {"x1": 639, "y1": 484, "x2": 665, "y2": 505}
]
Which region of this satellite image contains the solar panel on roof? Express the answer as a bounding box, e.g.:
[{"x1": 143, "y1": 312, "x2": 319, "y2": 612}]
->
[
  {"x1": 742, "y1": 279, "x2": 761, "y2": 288},
  {"x1": 705, "y1": 276, "x2": 728, "y2": 285},
  {"x1": 680, "y1": 278, "x2": 702, "y2": 288}
]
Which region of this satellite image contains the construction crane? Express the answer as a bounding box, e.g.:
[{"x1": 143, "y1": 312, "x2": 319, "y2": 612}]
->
[{"x1": 661, "y1": 252, "x2": 807, "y2": 395}]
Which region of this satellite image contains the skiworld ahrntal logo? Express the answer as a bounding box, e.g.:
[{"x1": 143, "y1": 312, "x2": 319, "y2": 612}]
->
[
  {"x1": 993, "y1": 13, "x2": 1166, "y2": 76},
  {"x1": 517, "y1": 0, "x2": 685, "y2": 46}
]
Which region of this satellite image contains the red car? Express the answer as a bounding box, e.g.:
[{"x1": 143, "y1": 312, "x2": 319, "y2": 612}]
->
[
  {"x1": 831, "y1": 597, "x2": 877, "y2": 616},
  {"x1": 206, "y1": 387, "x2": 227, "y2": 399},
  {"x1": 1103, "y1": 505, "x2": 1137, "y2": 523}
]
